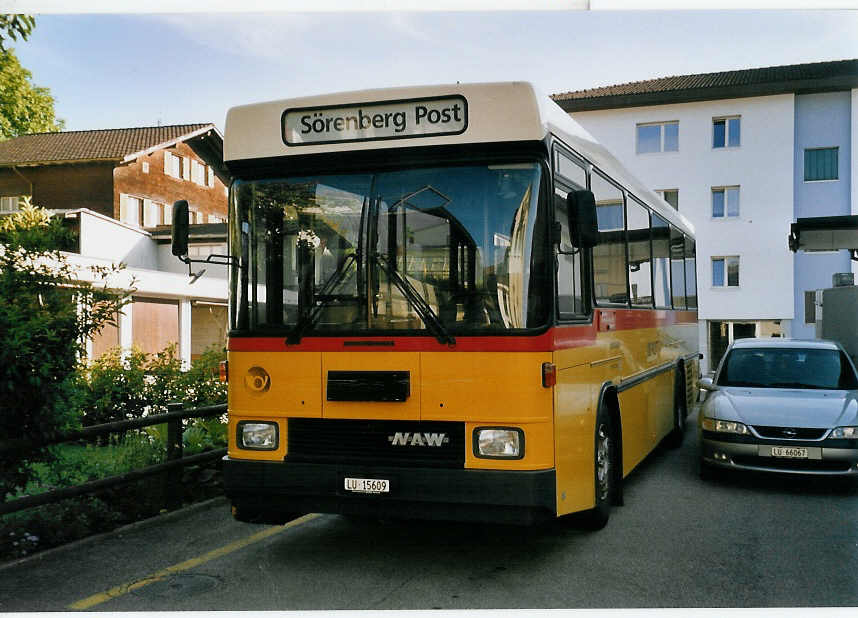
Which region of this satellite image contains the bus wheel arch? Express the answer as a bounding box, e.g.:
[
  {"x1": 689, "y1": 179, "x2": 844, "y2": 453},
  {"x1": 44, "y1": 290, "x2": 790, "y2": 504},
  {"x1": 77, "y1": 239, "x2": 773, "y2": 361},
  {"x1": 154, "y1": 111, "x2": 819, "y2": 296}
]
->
[
  {"x1": 599, "y1": 385, "x2": 624, "y2": 507},
  {"x1": 581, "y1": 384, "x2": 623, "y2": 529}
]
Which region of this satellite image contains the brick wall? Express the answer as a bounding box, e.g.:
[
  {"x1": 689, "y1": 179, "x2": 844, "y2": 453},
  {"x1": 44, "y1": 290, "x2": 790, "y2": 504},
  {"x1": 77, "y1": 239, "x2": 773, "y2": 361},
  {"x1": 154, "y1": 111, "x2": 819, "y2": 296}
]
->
[
  {"x1": 0, "y1": 163, "x2": 115, "y2": 217},
  {"x1": 114, "y1": 141, "x2": 228, "y2": 223}
]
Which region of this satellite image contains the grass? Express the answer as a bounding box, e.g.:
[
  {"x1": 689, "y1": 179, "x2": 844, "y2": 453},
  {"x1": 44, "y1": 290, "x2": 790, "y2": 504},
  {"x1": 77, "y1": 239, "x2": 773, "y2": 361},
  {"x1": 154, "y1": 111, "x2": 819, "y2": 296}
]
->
[{"x1": 1, "y1": 424, "x2": 225, "y2": 563}]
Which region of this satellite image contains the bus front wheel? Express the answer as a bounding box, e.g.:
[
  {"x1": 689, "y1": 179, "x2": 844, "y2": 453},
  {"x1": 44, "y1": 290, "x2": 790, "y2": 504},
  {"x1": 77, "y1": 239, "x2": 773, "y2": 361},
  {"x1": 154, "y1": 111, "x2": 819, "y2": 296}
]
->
[{"x1": 580, "y1": 407, "x2": 615, "y2": 530}]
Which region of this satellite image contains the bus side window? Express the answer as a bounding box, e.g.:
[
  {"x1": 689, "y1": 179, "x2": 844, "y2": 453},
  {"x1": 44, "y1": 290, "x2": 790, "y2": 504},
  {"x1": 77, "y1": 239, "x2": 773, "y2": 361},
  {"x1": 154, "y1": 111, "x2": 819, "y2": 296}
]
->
[
  {"x1": 685, "y1": 236, "x2": 698, "y2": 309},
  {"x1": 553, "y1": 149, "x2": 587, "y2": 320},
  {"x1": 670, "y1": 226, "x2": 687, "y2": 309},
  {"x1": 592, "y1": 171, "x2": 628, "y2": 306},
  {"x1": 651, "y1": 213, "x2": 672, "y2": 309},
  {"x1": 555, "y1": 190, "x2": 585, "y2": 318}
]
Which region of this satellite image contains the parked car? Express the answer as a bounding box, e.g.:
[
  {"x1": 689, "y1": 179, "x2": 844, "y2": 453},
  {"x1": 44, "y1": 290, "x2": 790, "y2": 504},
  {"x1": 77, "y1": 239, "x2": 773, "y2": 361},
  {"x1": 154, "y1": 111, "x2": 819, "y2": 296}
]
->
[{"x1": 698, "y1": 338, "x2": 858, "y2": 478}]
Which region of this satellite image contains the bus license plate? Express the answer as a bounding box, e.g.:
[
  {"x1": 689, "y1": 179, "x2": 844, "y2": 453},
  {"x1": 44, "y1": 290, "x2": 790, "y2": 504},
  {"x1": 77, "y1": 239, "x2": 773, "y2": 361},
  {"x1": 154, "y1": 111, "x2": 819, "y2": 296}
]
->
[
  {"x1": 771, "y1": 446, "x2": 808, "y2": 458},
  {"x1": 344, "y1": 477, "x2": 390, "y2": 494}
]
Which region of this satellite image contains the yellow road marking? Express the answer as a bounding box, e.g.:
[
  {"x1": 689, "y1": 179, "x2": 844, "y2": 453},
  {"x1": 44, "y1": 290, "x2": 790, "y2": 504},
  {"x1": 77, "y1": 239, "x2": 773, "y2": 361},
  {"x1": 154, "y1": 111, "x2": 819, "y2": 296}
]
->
[{"x1": 68, "y1": 513, "x2": 321, "y2": 610}]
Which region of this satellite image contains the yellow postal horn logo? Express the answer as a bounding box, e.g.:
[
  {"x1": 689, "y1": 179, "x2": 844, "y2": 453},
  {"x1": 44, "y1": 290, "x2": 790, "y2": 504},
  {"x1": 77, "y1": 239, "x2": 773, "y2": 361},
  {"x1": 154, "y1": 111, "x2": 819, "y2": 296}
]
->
[{"x1": 245, "y1": 366, "x2": 271, "y2": 394}]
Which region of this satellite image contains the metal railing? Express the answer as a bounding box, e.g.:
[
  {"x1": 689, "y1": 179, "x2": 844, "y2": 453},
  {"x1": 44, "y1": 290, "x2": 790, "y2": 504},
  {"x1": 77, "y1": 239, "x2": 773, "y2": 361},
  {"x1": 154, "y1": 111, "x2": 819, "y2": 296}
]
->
[{"x1": 0, "y1": 403, "x2": 227, "y2": 516}]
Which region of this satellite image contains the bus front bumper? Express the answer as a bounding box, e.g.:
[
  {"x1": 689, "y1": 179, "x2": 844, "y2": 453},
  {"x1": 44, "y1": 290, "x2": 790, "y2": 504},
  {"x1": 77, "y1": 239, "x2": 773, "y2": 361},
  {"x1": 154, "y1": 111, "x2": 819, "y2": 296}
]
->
[{"x1": 223, "y1": 457, "x2": 557, "y2": 525}]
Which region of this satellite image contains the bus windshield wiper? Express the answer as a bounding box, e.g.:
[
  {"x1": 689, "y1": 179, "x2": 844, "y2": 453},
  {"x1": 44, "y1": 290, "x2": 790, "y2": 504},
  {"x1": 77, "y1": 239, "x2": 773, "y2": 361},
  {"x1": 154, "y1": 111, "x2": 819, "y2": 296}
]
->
[
  {"x1": 372, "y1": 254, "x2": 455, "y2": 346},
  {"x1": 287, "y1": 252, "x2": 357, "y2": 345}
]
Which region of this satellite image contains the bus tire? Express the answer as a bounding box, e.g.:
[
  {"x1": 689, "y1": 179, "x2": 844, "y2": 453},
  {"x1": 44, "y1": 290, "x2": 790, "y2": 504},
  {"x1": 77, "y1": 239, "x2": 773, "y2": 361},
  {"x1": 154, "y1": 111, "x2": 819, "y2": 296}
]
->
[
  {"x1": 665, "y1": 365, "x2": 687, "y2": 449},
  {"x1": 580, "y1": 406, "x2": 615, "y2": 530}
]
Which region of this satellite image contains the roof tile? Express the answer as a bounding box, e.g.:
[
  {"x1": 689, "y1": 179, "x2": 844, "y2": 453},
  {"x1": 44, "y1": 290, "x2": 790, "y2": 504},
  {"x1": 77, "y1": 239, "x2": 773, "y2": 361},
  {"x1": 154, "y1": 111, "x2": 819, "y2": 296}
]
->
[
  {"x1": 0, "y1": 124, "x2": 214, "y2": 165},
  {"x1": 552, "y1": 59, "x2": 858, "y2": 103}
]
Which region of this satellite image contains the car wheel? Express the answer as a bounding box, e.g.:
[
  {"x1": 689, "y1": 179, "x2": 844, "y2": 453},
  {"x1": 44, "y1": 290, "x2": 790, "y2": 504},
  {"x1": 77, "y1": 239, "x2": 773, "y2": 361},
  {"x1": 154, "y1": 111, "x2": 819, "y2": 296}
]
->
[
  {"x1": 580, "y1": 407, "x2": 615, "y2": 530},
  {"x1": 665, "y1": 366, "x2": 687, "y2": 449}
]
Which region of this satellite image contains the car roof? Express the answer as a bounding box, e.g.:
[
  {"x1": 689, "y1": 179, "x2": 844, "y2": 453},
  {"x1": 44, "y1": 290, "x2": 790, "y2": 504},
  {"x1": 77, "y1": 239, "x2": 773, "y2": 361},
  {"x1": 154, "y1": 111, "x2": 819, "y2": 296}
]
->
[{"x1": 730, "y1": 337, "x2": 841, "y2": 351}]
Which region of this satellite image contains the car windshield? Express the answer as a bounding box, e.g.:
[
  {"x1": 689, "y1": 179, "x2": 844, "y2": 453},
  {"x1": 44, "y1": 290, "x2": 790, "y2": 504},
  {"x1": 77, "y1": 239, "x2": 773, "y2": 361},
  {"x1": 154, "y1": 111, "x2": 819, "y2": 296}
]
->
[
  {"x1": 717, "y1": 347, "x2": 858, "y2": 390},
  {"x1": 229, "y1": 162, "x2": 549, "y2": 338}
]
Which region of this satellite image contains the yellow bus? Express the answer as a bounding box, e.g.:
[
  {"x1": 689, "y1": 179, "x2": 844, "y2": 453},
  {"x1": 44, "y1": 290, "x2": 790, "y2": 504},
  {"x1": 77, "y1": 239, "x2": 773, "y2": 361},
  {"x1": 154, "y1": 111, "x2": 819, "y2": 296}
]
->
[{"x1": 177, "y1": 82, "x2": 699, "y2": 528}]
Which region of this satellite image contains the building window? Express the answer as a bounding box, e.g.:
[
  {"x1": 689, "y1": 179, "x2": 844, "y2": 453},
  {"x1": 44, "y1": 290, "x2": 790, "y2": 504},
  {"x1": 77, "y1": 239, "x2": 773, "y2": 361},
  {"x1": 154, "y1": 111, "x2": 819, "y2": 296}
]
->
[
  {"x1": 656, "y1": 189, "x2": 678, "y2": 210},
  {"x1": 143, "y1": 200, "x2": 167, "y2": 227},
  {"x1": 804, "y1": 290, "x2": 817, "y2": 324},
  {"x1": 713, "y1": 116, "x2": 741, "y2": 148},
  {"x1": 0, "y1": 196, "x2": 22, "y2": 213},
  {"x1": 804, "y1": 147, "x2": 838, "y2": 181},
  {"x1": 636, "y1": 121, "x2": 679, "y2": 154},
  {"x1": 206, "y1": 166, "x2": 216, "y2": 188},
  {"x1": 182, "y1": 157, "x2": 191, "y2": 181},
  {"x1": 165, "y1": 152, "x2": 181, "y2": 179},
  {"x1": 712, "y1": 186, "x2": 740, "y2": 218},
  {"x1": 142, "y1": 161, "x2": 150, "y2": 174},
  {"x1": 120, "y1": 194, "x2": 144, "y2": 226},
  {"x1": 188, "y1": 243, "x2": 227, "y2": 258},
  {"x1": 712, "y1": 256, "x2": 739, "y2": 287},
  {"x1": 191, "y1": 159, "x2": 207, "y2": 186}
]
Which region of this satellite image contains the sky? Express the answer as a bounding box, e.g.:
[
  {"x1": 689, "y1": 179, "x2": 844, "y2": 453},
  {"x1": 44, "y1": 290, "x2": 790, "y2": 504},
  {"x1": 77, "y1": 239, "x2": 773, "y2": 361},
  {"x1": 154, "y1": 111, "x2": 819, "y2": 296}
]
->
[{"x1": 5, "y1": 5, "x2": 858, "y2": 133}]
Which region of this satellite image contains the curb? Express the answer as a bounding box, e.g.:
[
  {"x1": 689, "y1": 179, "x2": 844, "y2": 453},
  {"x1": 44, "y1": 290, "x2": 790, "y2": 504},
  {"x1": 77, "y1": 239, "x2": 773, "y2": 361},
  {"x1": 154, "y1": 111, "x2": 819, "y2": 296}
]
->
[{"x1": 0, "y1": 495, "x2": 229, "y2": 572}]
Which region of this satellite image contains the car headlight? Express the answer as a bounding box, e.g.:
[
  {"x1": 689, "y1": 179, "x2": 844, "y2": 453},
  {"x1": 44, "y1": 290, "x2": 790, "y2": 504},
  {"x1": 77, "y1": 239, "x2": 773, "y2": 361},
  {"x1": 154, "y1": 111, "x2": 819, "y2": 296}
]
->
[
  {"x1": 701, "y1": 417, "x2": 750, "y2": 435},
  {"x1": 830, "y1": 426, "x2": 858, "y2": 439},
  {"x1": 474, "y1": 427, "x2": 524, "y2": 459},
  {"x1": 238, "y1": 421, "x2": 278, "y2": 450}
]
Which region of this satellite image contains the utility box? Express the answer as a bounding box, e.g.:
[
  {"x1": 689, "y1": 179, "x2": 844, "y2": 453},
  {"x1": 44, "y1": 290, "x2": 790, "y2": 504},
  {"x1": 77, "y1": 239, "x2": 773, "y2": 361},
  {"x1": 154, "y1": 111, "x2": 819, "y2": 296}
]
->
[{"x1": 815, "y1": 285, "x2": 858, "y2": 364}]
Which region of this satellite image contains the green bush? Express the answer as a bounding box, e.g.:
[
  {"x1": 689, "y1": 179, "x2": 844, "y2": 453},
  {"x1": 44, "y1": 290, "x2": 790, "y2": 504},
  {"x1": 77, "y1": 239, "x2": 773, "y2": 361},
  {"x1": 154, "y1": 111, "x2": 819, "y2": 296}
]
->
[
  {"x1": 1, "y1": 345, "x2": 228, "y2": 562},
  {"x1": 76, "y1": 344, "x2": 227, "y2": 427},
  {"x1": 0, "y1": 202, "x2": 129, "y2": 500}
]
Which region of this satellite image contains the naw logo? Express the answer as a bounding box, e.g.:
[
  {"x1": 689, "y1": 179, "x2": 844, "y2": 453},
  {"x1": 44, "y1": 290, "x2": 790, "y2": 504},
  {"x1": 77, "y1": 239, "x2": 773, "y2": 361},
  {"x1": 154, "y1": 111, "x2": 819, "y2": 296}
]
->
[{"x1": 387, "y1": 432, "x2": 449, "y2": 447}]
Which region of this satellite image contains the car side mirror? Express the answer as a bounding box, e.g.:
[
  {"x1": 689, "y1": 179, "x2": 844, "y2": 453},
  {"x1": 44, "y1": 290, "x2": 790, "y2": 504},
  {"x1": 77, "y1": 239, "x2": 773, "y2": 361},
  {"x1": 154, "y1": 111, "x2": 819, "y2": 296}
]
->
[
  {"x1": 171, "y1": 200, "x2": 189, "y2": 257},
  {"x1": 568, "y1": 189, "x2": 599, "y2": 249},
  {"x1": 699, "y1": 377, "x2": 717, "y2": 391}
]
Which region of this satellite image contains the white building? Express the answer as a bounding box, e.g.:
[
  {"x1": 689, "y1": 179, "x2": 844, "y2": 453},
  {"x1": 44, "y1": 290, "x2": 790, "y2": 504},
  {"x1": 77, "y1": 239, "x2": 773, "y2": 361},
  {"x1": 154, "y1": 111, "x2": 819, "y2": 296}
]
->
[
  {"x1": 553, "y1": 59, "x2": 858, "y2": 372},
  {"x1": 63, "y1": 209, "x2": 229, "y2": 366}
]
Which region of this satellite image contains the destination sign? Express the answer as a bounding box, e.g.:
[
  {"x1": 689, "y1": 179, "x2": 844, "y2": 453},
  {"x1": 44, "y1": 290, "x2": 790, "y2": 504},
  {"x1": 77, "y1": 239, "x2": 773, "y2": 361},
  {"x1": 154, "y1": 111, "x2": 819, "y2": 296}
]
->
[{"x1": 282, "y1": 95, "x2": 468, "y2": 146}]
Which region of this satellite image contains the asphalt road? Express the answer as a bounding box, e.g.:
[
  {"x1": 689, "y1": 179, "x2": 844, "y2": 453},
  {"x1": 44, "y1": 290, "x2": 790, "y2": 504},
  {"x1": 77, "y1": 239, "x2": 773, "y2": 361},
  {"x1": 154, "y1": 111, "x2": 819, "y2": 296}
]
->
[{"x1": 2, "y1": 414, "x2": 857, "y2": 611}]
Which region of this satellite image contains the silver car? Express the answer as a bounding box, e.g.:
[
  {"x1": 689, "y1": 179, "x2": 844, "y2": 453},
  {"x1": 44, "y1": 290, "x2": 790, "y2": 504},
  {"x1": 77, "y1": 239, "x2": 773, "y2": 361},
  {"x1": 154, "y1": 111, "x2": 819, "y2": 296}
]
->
[{"x1": 699, "y1": 338, "x2": 858, "y2": 477}]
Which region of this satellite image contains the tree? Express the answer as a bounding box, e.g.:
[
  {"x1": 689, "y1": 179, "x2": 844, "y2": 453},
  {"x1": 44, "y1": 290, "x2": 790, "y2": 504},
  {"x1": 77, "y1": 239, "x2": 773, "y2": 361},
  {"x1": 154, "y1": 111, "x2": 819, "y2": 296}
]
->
[
  {"x1": 0, "y1": 14, "x2": 34, "y2": 52},
  {"x1": 0, "y1": 49, "x2": 64, "y2": 140},
  {"x1": 0, "y1": 202, "x2": 131, "y2": 500}
]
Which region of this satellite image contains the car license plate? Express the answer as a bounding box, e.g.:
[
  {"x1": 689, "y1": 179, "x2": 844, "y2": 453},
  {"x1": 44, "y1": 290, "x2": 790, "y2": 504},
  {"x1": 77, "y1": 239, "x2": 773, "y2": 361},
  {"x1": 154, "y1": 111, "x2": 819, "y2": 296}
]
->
[
  {"x1": 344, "y1": 477, "x2": 389, "y2": 494},
  {"x1": 771, "y1": 446, "x2": 808, "y2": 459}
]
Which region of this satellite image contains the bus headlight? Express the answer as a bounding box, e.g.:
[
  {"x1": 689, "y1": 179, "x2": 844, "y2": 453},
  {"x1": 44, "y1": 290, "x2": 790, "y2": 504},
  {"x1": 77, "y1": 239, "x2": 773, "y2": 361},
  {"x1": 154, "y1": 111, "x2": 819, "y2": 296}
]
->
[
  {"x1": 238, "y1": 421, "x2": 278, "y2": 450},
  {"x1": 474, "y1": 427, "x2": 524, "y2": 459}
]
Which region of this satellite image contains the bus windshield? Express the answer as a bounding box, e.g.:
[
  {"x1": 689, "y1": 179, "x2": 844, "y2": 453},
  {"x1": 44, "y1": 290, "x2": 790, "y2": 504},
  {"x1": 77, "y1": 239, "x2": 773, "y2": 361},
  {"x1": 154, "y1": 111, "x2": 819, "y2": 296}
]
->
[{"x1": 230, "y1": 162, "x2": 549, "y2": 338}]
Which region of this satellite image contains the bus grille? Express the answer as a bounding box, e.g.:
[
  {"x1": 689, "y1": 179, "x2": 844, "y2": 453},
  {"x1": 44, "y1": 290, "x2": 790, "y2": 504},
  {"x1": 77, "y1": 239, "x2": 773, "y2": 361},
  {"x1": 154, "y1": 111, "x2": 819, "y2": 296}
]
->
[{"x1": 286, "y1": 418, "x2": 465, "y2": 468}]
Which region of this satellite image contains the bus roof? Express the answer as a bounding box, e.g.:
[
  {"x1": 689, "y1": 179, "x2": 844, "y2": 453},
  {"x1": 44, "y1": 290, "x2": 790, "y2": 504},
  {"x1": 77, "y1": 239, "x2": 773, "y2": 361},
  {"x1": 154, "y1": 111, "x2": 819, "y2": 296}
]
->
[{"x1": 224, "y1": 81, "x2": 694, "y2": 236}]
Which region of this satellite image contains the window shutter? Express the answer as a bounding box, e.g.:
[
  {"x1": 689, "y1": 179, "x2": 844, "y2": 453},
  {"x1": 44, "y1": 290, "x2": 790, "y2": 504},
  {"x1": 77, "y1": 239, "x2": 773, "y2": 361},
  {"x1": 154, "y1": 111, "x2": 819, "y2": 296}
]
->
[
  {"x1": 182, "y1": 157, "x2": 190, "y2": 180},
  {"x1": 164, "y1": 153, "x2": 170, "y2": 175}
]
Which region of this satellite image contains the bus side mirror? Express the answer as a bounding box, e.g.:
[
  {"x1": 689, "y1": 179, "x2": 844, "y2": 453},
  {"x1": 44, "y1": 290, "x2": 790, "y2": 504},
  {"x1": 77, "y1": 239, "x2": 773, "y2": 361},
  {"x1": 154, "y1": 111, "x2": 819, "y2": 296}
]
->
[
  {"x1": 568, "y1": 189, "x2": 599, "y2": 249},
  {"x1": 171, "y1": 200, "x2": 189, "y2": 257}
]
